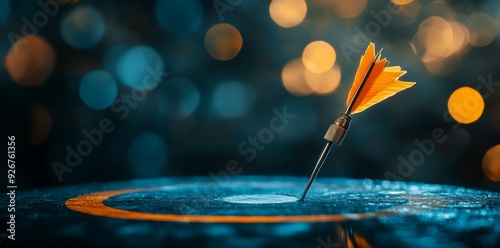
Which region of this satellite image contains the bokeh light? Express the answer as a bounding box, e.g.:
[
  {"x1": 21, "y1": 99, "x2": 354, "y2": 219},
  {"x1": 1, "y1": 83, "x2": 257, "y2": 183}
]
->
[
  {"x1": 128, "y1": 132, "x2": 168, "y2": 177},
  {"x1": 304, "y1": 64, "x2": 341, "y2": 95},
  {"x1": 155, "y1": 0, "x2": 203, "y2": 36},
  {"x1": 60, "y1": 6, "x2": 105, "y2": 49},
  {"x1": 156, "y1": 77, "x2": 200, "y2": 119},
  {"x1": 482, "y1": 145, "x2": 500, "y2": 182},
  {"x1": 79, "y1": 70, "x2": 118, "y2": 110},
  {"x1": 281, "y1": 58, "x2": 313, "y2": 96},
  {"x1": 413, "y1": 16, "x2": 470, "y2": 59},
  {"x1": 302, "y1": 40, "x2": 336, "y2": 74},
  {"x1": 421, "y1": 16, "x2": 454, "y2": 59},
  {"x1": 212, "y1": 81, "x2": 254, "y2": 118},
  {"x1": 447, "y1": 87, "x2": 484, "y2": 124},
  {"x1": 269, "y1": 0, "x2": 307, "y2": 28},
  {"x1": 5, "y1": 36, "x2": 55, "y2": 86},
  {"x1": 466, "y1": 12, "x2": 497, "y2": 47},
  {"x1": 0, "y1": 0, "x2": 9, "y2": 26},
  {"x1": 330, "y1": 0, "x2": 367, "y2": 19},
  {"x1": 205, "y1": 23, "x2": 243, "y2": 61},
  {"x1": 391, "y1": 0, "x2": 414, "y2": 5},
  {"x1": 448, "y1": 21, "x2": 470, "y2": 53},
  {"x1": 116, "y1": 45, "x2": 165, "y2": 87},
  {"x1": 412, "y1": 15, "x2": 470, "y2": 76},
  {"x1": 31, "y1": 102, "x2": 53, "y2": 146}
]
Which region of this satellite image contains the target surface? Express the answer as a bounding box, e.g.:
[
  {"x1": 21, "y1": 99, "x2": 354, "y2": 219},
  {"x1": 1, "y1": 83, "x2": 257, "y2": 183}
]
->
[{"x1": 7, "y1": 176, "x2": 500, "y2": 247}]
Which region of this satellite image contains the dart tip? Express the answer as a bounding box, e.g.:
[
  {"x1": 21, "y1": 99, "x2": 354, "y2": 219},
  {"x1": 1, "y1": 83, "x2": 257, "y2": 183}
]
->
[
  {"x1": 299, "y1": 186, "x2": 309, "y2": 201},
  {"x1": 299, "y1": 142, "x2": 334, "y2": 201},
  {"x1": 299, "y1": 192, "x2": 307, "y2": 201}
]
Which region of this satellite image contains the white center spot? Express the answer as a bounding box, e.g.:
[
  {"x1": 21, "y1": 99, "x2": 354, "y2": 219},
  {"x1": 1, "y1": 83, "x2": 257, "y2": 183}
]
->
[{"x1": 222, "y1": 194, "x2": 299, "y2": 204}]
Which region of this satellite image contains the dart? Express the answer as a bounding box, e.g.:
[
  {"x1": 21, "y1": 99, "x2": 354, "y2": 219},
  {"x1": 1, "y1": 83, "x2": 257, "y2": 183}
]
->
[{"x1": 300, "y1": 42, "x2": 416, "y2": 201}]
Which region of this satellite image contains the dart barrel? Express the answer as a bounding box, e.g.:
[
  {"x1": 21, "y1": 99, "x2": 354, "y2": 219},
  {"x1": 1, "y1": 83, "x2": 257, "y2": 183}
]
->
[{"x1": 324, "y1": 114, "x2": 351, "y2": 145}]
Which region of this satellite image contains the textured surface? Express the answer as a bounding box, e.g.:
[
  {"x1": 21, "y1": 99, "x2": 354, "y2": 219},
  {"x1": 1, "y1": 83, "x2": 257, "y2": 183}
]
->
[{"x1": 3, "y1": 176, "x2": 500, "y2": 247}]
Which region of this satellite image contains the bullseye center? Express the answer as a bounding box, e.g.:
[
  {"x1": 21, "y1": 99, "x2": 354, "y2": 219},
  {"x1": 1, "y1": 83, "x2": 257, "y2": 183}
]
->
[{"x1": 222, "y1": 194, "x2": 299, "y2": 204}]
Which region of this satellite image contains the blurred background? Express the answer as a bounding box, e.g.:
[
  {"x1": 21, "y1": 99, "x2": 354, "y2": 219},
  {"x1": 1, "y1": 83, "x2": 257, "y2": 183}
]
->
[{"x1": 1, "y1": 0, "x2": 499, "y2": 191}]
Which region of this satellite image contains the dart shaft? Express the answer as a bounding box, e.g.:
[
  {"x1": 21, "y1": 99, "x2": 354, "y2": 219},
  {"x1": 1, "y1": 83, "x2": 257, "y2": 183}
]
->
[{"x1": 300, "y1": 142, "x2": 333, "y2": 201}]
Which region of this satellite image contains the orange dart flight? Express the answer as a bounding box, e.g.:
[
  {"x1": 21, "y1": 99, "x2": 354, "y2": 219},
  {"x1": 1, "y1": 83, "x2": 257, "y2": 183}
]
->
[
  {"x1": 300, "y1": 42, "x2": 415, "y2": 200},
  {"x1": 346, "y1": 42, "x2": 415, "y2": 114}
]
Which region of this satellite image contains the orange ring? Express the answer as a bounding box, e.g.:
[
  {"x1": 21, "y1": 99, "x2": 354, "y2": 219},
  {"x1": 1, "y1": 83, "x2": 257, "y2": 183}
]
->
[{"x1": 65, "y1": 186, "x2": 407, "y2": 223}]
